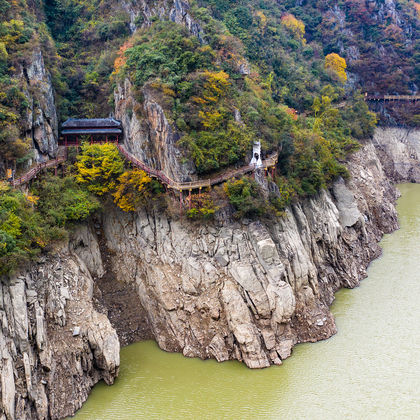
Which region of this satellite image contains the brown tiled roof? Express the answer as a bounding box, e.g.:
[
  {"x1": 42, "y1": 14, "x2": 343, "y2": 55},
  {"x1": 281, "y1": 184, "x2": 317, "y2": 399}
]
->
[
  {"x1": 62, "y1": 118, "x2": 122, "y2": 128},
  {"x1": 61, "y1": 128, "x2": 122, "y2": 135}
]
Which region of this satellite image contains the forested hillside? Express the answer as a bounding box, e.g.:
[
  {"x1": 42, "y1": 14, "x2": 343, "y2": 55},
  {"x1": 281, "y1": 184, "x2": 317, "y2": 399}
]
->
[
  {"x1": 0, "y1": 0, "x2": 418, "y2": 273},
  {"x1": 1, "y1": 0, "x2": 418, "y2": 167}
]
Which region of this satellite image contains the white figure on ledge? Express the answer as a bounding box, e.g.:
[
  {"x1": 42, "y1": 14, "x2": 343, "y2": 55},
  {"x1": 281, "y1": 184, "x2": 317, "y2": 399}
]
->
[{"x1": 250, "y1": 141, "x2": 263, "y2": 168}]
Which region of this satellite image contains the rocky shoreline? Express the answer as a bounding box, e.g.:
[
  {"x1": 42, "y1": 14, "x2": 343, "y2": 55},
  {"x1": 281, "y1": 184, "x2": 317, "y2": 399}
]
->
[{"x1": 1, "y1": 127, "x2": 419, "y2": 419}]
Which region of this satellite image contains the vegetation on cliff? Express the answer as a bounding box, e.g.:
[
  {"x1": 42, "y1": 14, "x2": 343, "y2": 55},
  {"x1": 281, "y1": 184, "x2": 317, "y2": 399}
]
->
[
  {"x1": 0, "y1": 0, "x2": 418, "y2": 274},
  {"x1": 115, "y1": 19, "x2": 373, "y2": 183},
  {"x1": 0, "y1": 176, "x2": 99, "y2": 274}
]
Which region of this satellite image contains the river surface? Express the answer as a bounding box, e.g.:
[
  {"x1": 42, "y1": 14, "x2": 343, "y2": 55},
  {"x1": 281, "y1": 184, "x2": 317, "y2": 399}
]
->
[{"x1": 74, "y1": 184, "x2": 420, "y2": 420}]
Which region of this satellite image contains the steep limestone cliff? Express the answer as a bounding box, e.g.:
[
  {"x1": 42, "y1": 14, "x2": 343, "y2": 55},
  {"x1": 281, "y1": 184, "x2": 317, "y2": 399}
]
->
[
  {"x1": 0, "y1": 47, "x2": 58, "y2": 177},
  {"x1": 0, "y1": 247, "x2": 119, "y2": 420},
  {"x1": 1, "y1": 128, "x2": 418, "y2": 419},
  {"x1": 23, "y1": 49, "x2": 58, "y2": 163},
  {"x1": 91, "y1": 136, "x2": 400, "y2": 369},
  {"x1": 114, "y1": 79, "x2": 196, "y2": 182}
]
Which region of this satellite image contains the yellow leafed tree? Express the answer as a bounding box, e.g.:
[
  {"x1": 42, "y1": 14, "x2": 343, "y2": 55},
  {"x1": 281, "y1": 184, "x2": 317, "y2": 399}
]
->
[
  {"x1": 202, "y1": 71, "x2": 230, "y2": 103},
  {"x1": 281, "y1": 14, "x2": 306, "y2": 44},
  {"x1": 113, "y1": 169, "x2": 152, "y2": 212},
  {"x1": 255, "y1": 11, "x2": 267, "y2": 33},
  {"x1": 75, "y1": 143, "x2": 124, "y2": 195},
  {"x1": 325, "y1": 53, "x2": 347, "y2": 83}
]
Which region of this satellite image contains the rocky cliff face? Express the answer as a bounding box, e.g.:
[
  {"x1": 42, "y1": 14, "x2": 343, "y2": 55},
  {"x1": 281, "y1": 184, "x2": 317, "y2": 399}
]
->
[
  {"x1": 0, "y1": 246, "x2": 119, "y2": 420},
  {"x1": 114, "y1": 79, "x2": 196, "y2": 182},
  {"x1": 1, "y1": 128, "x2": 418, "y2": 419},
  {"x1": 92, "y1": 137, "x2": 400, "y2": 368},
  {"x1": 119, "y1": 0, "x2": 204, "y2": 38},
  {"x1": 373, "y1": 128, "x2": 420, "y2": 181},
  {"x1": 0, "y1": 47, "x2": 58, "y2": 177},
  {"x1": 23, "y1": 49, "x2": 58, "y2": 162}
]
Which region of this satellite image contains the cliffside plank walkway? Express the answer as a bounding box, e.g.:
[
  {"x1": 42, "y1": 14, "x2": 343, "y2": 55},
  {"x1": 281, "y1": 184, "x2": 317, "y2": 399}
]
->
[
  {"x1": 10, "y1": 149, "x2": 67, "y2": 187},
  {"x1": 9, "y1": 143, "x2": 278, "y2": 190},
  {"x1": 117, "y1": 144, "x2": 278, "y2": 191},
  {"x1": 364, "y1": 95, "x2": 420, "y2": 102}
]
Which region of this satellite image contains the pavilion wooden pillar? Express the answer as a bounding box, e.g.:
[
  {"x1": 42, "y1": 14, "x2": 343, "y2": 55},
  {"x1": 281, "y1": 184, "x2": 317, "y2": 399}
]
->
[
  {"x1": 188, "y1": 189, "x2": 192, "y2": 210},
  {"x1": 65, "y1": 136, "x2": 68, "y2": 147}
]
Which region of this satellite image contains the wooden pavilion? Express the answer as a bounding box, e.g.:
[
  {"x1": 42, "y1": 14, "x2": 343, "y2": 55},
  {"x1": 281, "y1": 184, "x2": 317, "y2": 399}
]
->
[{"x1": 60, "y1": 118, "x2": 123, "y2": 146}]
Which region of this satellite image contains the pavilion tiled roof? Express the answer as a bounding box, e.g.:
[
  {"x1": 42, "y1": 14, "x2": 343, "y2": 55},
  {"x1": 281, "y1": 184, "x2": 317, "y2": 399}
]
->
[
  {"x1": 61, "y1": 118, "x2": 122, "y2": 129},
  {"x1": 61, "y1": 128, "x2": 122, "y2": 135}
]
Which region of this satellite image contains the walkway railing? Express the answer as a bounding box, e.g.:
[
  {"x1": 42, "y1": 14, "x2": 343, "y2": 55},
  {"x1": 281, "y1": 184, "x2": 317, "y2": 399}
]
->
[
  {"x1": 117, "y1": 144, "x2": 278, "y2": 191},
  {"x1": 9, "y1": 143, "x2": 278, "y2": 191},
  {"x1": 364, "y1": 95, "x2": 420, "y2": 102},
  {"x1": 11, "y1": 150, "x2": 66, "y2": 187}
]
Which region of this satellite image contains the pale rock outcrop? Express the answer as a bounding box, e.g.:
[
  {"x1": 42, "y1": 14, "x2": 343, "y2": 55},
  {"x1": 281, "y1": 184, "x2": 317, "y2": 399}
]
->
[
  {"x1": 119, "y1": 0, "x2": 204, "y2": 40},
  {"x1": 70, "y1": 224, "x2": 105, "y2": 278},
  {"x1": 0, "y1": 250, "x2": 119, "y2": 420},
  {"x1": 373, "y1": 128, "x2": 420, "y2": 181},
  {"x1": 114, "y1": 79, "x2": 196, "y2": 181},
  {"x1": 333, "y1": 179, "x2": 363, "y2": 227},
  {"x1": 91, "y1": 132, "x2": 402, "y2": 370},
  {"x1": 169, "y1": 0, "x2": 204, "y2": 42}
]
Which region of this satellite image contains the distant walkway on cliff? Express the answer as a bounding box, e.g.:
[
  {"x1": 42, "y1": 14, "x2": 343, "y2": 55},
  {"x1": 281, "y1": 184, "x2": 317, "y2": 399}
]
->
[
  {"x1": 9, "y1": 143, "x2": 278, "y2": 190},
  {"x1": 364, "y1": 94, "x2": 420, "y2": 102}
]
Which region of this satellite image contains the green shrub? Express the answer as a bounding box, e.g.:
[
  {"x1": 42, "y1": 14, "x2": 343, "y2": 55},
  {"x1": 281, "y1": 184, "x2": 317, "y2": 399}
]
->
[
  {"x1": 224, "y1": 177, "x2": 266, "y2": 219},
  {"x1": 32, "y1": 175, "x2": 101, "y2": 227}
]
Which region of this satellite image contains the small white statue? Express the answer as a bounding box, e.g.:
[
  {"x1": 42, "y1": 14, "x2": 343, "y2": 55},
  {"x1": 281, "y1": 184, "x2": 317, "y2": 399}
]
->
[{"x1": 250, "y1": 141, "x2": 263, "y2": 168}]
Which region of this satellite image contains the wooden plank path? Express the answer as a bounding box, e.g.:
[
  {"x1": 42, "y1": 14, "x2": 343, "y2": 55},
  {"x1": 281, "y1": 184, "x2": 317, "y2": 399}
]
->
[
  {"x1": 11, "y1": 150, "x2": 67, "y2": 187},
  {"x1": 9, "y1": 143, "x2": 278, "y2": 190},
  {"x1": 117, "y1": 144, "x2": 278, "y2": 191},
  {"x1": 364, "y1": 95, "x2": 420, "y2": 102}
]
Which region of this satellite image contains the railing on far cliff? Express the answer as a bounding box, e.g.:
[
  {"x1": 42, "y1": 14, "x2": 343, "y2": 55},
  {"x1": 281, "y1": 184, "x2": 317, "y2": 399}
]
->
[{"x1": 364, "y1": 94, "x2": 420, "y2": 102}]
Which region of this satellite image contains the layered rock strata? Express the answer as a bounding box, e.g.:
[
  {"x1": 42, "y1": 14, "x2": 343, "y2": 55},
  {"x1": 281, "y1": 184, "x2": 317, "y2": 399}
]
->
[
  {"x1": 0, "y1": 249, "x2": 119, "y2": 420},
  {"x1": 94, "y1": 139, "x2": 400, "y2": 369}
]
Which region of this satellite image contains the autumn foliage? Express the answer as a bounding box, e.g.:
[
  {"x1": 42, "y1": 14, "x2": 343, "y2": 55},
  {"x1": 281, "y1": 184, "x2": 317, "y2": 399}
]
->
[
  {"x1": 113, "y1": 169, "x2": 152, "y2": 212},
  {"x1": 281, "y1": 14, "x2": 306, "y2": 44},
  {"x1": 113, "y1": 40, "x2": 133, "y2": 75},
  {"x1": 324, "y1": 53, "x2": 347, "y2": 84},
  {"x1": 75, "y1": 143, "x2": 124, "y2": 195}
]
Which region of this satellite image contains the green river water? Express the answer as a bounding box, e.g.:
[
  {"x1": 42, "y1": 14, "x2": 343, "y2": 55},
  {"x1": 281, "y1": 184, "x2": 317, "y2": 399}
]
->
[{"x1": 74, "y1": 183, "x2": 420, "y2": 420}]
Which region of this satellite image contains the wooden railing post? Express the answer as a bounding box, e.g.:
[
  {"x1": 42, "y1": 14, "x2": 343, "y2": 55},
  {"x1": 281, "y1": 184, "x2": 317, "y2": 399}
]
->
[{"x1": 179, "y1": 190, "x2": 183, "y2": 219}]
